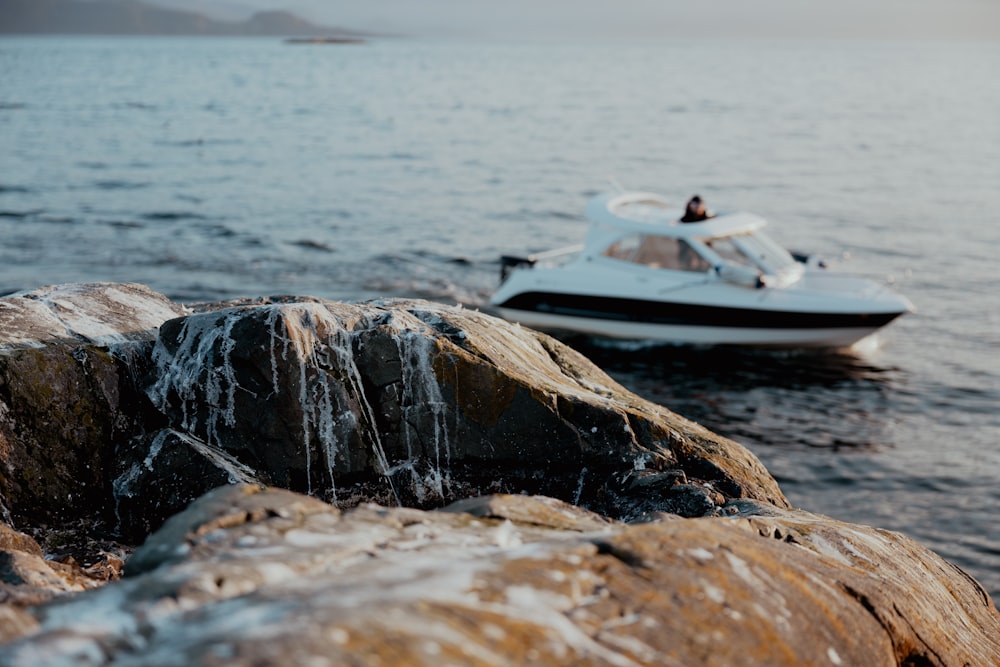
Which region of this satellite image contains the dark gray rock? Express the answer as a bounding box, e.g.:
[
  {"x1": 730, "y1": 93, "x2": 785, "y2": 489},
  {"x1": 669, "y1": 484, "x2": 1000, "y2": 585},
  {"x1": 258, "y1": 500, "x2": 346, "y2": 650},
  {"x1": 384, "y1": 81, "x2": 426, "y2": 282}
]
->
[
  {"x1": 138, "y1": 298, "x2": 788, "y2": 530},
  {"x1": 112, "y1": 429, "x2": 262, "y2": 539}
]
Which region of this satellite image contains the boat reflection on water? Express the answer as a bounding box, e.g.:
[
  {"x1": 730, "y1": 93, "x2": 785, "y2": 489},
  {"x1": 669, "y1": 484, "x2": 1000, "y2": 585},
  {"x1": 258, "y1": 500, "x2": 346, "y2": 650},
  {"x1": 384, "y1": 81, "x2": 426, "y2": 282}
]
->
[{"x1": 568, "y1": 336, "x2": 902, "y2": 453}]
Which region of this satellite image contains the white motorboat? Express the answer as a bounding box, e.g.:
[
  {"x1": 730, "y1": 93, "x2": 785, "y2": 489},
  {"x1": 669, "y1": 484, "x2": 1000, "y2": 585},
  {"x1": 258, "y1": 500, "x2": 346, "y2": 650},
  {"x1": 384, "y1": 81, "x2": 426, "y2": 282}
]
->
[{"x1": 490, "y1": 191, "x2": 913, "y2": 348}]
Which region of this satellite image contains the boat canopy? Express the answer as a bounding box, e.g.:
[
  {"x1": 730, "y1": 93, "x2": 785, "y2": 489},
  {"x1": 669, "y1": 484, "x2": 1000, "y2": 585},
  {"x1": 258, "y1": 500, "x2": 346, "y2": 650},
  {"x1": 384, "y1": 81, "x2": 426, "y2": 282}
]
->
[
  {"x1": 583, "y1": 192, "x2": 802, "y2": 286},
  {"x1": 582, "y1": 192, "x2": 768, "y2": 256}
]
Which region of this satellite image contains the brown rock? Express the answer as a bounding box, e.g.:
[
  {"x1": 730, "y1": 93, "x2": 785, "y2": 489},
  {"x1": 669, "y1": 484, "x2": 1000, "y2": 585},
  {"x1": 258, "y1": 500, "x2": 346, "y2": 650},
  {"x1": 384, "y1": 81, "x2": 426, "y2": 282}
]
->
[
  {"x1": 124, "y1": 484, "x2": 329, "y2": 576},
  {"x1": 142, "y1": 298, "x2": 787, "y2": 525},
  {"x1": 0, "y1": 283, "x2": 188, "y2": 527},
  {"x1": 0, "y1": 519, "x2": 112, "y2": 639},
  {"x1": 2, "y1": 486, "x2": 996, "y2": 666},
  {"x1": 1, "y1": 286, "x2": 786, "y2": 540},
  {"x1": 0, "y1": 605, "x2": 37, "y2": 644},
  {"x1": 0, "y1": 282, "x2": 185, "y2": 350},
  {"x1": 442, "y1": 493, "x2": 613, "y2": 532},
  {"x1": 0, "y1": 523, "x2": 42, "y2": 557},
  {"x1": 1, "y1": 285, "x2": 995, "y2": 666},
  {"x1": 0, "y1": 550, "x2": 80, "y2": 591}
]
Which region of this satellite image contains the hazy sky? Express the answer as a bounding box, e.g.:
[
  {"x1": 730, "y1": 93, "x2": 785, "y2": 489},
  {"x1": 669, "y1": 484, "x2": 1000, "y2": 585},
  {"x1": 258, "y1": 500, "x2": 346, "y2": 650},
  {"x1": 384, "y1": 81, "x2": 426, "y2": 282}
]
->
[{"x1": 153, "y1": 0, "x2": 1000, "y2": 40}]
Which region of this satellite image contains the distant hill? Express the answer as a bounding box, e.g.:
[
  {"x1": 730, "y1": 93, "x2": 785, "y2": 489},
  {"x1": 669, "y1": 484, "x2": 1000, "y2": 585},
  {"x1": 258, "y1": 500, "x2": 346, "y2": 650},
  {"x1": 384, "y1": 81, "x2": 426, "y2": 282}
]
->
[{"x1": 0, "y1": 0, "x2": 368, "y2": 37}]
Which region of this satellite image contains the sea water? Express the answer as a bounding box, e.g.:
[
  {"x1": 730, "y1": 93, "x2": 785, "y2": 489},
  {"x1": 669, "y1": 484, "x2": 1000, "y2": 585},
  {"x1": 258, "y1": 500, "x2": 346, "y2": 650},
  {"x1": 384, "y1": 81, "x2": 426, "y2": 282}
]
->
[{"x1": 1, "y1": 35, "x2": 998, "y2": 598}]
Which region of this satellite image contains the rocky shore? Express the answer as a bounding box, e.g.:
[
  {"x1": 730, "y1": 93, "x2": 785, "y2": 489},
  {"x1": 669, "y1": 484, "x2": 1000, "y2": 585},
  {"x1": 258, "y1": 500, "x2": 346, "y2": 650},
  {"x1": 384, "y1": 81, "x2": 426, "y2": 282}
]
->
[{"x1": 1, "y1": 283, "x2": 998, "y2": 665}]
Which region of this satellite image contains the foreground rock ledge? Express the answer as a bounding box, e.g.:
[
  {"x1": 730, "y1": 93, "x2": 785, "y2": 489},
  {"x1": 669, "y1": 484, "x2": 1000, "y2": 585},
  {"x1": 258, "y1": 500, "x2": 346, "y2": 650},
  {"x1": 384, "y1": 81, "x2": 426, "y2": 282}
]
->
[{"x1": 2, "y1": 486, "x2": 998, "y2": 666}]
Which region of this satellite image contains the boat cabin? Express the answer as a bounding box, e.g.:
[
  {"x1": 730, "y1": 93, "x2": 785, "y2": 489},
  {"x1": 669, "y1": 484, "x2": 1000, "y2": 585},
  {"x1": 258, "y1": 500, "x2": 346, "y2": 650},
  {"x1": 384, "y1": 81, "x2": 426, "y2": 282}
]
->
[{"x1": 583, "y1": 192, "x2": 804, "y2": 288}]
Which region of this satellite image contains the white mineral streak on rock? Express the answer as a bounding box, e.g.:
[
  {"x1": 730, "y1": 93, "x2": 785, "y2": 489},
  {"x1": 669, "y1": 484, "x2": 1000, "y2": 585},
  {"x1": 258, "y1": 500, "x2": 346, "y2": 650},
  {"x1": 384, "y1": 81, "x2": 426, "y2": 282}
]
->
[
  {"x1": 264, "y1": 306, "x2": 288, "y2": 397},
  {"x1": 313, "y1": 380, "x2": 338, "y2": 494},
  {"x1": 0, "y1": 492, "x2": 14, "y2": 527},
  {"x1": 500, "y1": 585, "x2": 642, "y2": 667},
  {"x1": 686, "y1": 547, "x2": 715, "y2": 562},
  {"x1": 388, "y1": 310, "x2": 453, "y2": 501},
  {"x1": 111, "y1": 472, "x2": 141, "y2": 529},
  {"x1": 0, "y1": 283, "x2": 186, "y2": 350},
  {"x1": 0, "y1": 299, "x2": 51, "y2": 350},
  {"x1": 333, "y1": 318, "x2": 391, "y2": 483},
  {"x1": 573, "y1": 467, "x2": 588, "y2": 506},
  {"x1": 111, "y1": 429, "x2": 258, "y2": 529},
  {"x1": 269, "y1": 303, "x2": 400, "y2": 500},
  {"x1": 203, "y1": 313, "x2": 240, "y2": 447},
  {"x1": 149, "y1": 300, "x2": 474, "y2": 504},
  {"x1": 840, "y1": 526, "x2": 895, "y2": 559},
  {"x1": 145, "y1": 430, "x2": 168, "y2": 469},
  {"x1": 113, "y1": 430, "x2": 170, "y2": 503},
  {"x1": 494, "y1": 520, "x2": 522, "y2": 549},
  {"x1": 837, "y1": 535, "x2": 874, "y2": 565},
  {"x1": 176, "y1": 430, "x2": 259, "y2": 485},
  {"x1": 147, "y1": 310, "x2": 242, "y2": 443},
  {"x1": 801, "y1": 532, "x2": 854, "y2": 566},
  {"x1": 597, "y1": 631, "x2": 677, "y2": 666},
  {"x1": 702, "y1": 582, "x2": 726, "y2": 604},
  {"x1": 270, "y1": 305, "x2": 321, "y2": 494},
  {"x1": 38, "y1": 284, "x2": 184, "y2": 346}
]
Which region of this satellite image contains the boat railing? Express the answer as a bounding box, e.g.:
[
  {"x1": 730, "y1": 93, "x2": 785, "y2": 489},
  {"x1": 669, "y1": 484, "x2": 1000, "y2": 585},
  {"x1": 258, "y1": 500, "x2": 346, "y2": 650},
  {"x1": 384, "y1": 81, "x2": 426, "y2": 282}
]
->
[
  {"x1": 528, "y1": 244, "x2": 584, "y2": 263},
  {"x1": 499, "y1": 244, "x2": 584, "y2": 282}
]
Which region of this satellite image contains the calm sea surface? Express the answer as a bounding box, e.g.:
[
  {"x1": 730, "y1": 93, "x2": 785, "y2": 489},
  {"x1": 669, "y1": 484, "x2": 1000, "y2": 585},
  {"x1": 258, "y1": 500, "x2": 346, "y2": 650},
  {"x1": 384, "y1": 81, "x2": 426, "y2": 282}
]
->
[{"x1": 2, "y1": 36, "x2": 998, "y2": 598}]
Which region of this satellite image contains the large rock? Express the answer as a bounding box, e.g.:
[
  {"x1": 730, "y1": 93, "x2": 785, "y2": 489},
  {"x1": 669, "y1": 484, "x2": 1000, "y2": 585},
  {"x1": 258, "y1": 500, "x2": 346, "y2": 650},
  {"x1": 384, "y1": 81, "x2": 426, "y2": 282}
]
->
[
  {"x1": 2, "y1": 285, "x2": 786, "y2": 547},
  {"x1": 0, "y1": 284, "x2": 188, "y2": 528},
  {"x1": 1, "y1": 520, "x2": 118, "y2": 645},
  {"x1": 129, "y1": 298, "x2": 786, "y2": 534},
  {"x1": 1, "y1": 485, "x2": 996, "y2": 666}
]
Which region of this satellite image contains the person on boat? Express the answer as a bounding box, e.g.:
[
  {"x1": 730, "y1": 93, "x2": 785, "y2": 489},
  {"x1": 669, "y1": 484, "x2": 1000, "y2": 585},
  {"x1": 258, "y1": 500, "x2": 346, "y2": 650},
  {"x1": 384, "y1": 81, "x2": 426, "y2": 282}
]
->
[{"x1": 680, "y1": 195, "x2": 712, "y2": 223}]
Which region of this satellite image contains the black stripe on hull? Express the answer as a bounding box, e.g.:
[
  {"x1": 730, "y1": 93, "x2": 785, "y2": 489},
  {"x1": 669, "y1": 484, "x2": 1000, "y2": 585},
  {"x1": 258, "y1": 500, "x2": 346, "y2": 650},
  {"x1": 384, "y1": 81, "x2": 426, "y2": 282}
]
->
[{"x1": 496, "y1": 292, "x2": 903, "y2": 330}]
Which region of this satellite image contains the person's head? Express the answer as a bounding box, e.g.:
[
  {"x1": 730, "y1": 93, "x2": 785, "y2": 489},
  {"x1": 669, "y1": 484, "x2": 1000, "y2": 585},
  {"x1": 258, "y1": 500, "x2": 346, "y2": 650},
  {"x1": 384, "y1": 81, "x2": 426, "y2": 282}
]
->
[{"x1": 688, "y1": 195, "x2": 704, "y2": 215}]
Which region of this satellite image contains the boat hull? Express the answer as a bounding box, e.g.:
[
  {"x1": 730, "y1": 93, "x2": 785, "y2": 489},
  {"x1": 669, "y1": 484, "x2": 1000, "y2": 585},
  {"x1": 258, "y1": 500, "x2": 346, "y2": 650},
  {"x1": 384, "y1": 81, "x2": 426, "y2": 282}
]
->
[
  {"x1": 494, "y1": 303, "x2": 901, "y2": 348},
  {"x1": 492, "y1": 284, "x2": 909, "y2": 348}
]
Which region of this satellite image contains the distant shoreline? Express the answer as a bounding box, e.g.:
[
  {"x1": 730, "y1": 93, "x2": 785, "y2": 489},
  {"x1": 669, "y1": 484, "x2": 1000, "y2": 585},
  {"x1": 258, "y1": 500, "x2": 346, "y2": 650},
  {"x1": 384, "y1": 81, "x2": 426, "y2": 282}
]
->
[
  {"x1": 0, "y1": 0, "x2": 373, "y2": 39},
  {"x1": 285, "y1": 37, "x2": 367, "y2": 45}
]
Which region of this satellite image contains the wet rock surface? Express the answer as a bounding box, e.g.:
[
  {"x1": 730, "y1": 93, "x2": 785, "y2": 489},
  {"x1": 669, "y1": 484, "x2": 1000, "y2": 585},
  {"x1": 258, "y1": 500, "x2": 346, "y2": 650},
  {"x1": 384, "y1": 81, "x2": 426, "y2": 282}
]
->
[
  {"x1": 0, "y1": 283, "x2": 188, "y2": 529},
  {"x1": 0, "y1": 283, "x2": 998, "y2": 665},
  {"x1": 1, "y1": 285, "x2": 785, "y2": 539},
  {"x1": 2, "y1": 486, "x2": 998, "y2": 666},
  {"x1": 113, "y1": 295, "x2": 788, "y2": 537}
]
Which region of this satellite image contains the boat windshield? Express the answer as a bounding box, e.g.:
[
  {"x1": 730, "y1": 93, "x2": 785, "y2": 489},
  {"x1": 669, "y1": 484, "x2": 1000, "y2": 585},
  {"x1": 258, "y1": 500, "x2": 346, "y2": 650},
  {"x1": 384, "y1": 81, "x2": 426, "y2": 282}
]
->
[
  {"x1": 602, "y1": 234, "x2": 712, "y2": 272},
  {"x1": 706, "y1": 231, "x2": 797, "y2": 274}
]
